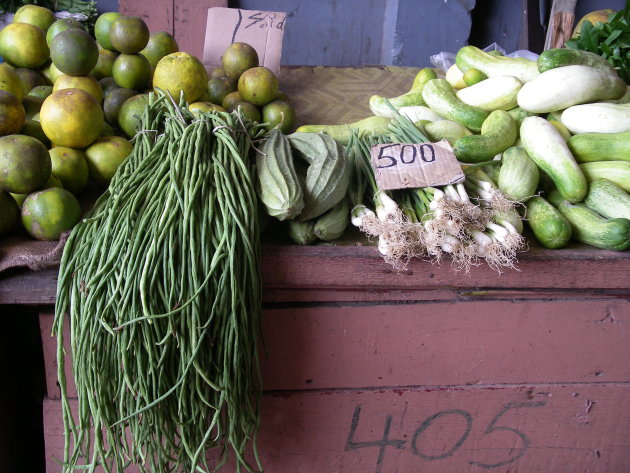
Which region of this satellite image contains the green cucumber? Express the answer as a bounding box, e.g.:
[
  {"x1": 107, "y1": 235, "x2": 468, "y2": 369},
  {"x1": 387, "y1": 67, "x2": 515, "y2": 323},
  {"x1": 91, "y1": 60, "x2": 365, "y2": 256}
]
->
[
  {"x1": 548, "y1": 190, "x2": 630, "y2": 250},
  {"x1": 584, "y1": 179, "x2": 630, "y2": 220},
  {"x1": 421, "y1": 78, "x2": 488, "y2": 133},
  {"x1": 525, "y1": 196, "x2": 572, "y2": 249},
  {"x1": 537, "y1": 48, "x2": 618, "y2": 73},
  {"x1": 424, "y1": 119, "x2": 472, "y2": 146},
  {"x1": 455, "y1": 45, "x2": 540, "y2": 82},
  {"x1": 369, "y1": 67, "x2": 438, "y2": 117},
  {"x1": 453, "y1": 110, "x2": 517, "y2": 163},
  {"x1": 580, "y1": 161, "x2": 630, "y2": 192},
  {"x1": 295, "y1": 116, "x2": 391, "y2": 146},
  {"x1": 498, "y1": 146, "x2": 539, "y2": 202},
  {"x1": 520, "y1": 116, "x2": 587, "y2": 203},
  {"x1": 507, "y1": 106, "x2": 535, "y2": 128},
  {"x1": 568, "y1": 131, "x2": 630, "y2": 163}
]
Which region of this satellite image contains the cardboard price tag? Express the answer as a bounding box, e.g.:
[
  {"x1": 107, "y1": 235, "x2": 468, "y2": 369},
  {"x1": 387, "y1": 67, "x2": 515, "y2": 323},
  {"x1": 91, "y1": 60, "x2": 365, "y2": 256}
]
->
[
  {"x1": 203, "y1": 7, "x2": 286, "y2": 76},
  {"x1": 370, "y1": 140, "x2": 464, "y2": 191}
]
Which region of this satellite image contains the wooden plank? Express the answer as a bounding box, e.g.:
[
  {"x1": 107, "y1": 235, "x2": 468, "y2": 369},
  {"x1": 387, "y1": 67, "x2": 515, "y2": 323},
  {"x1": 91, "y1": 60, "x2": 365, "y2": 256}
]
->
[
  {"x1": 173, "y1": 0, "x2": 226, "y2": 60},
  {"x1": 43, "y1": 384, "x2": 630, "y2": 473},
  {"x1": 544, "y1": 0, "x2": 577, "y2": 50},
  {"x1": 41, "y1": 298, "x2": 630, "y2": 398},
  {"x1": 119, "y1": 0, "x2": 174, "y2": 35}
]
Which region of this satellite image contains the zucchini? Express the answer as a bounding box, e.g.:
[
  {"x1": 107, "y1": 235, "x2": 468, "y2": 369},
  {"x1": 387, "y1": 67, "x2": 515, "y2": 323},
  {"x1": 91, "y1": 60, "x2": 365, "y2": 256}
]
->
[
  {"x1": 455, "y1": 75, "x2": 522, "y2": 111},
  {"x1": 560, "y1": 102, "x2": 630, "y2": 134},
  {"x1": 455, "y1": 45, "x2": 540, "y2": 83},
  {"x1": 568, "y1": 131, "x2": 630, "y2": 163},
  {"x1": 525, "y1": 196, "x2": 572, "y2": 249},
  {"x1": 424, "y1": 119, "x2": 473, "y2": 146},
  {"x1": 498, "y1": 146, "x2": 539, "y2": 202},
  {"x1": 520, "y1": 116, "x2": 587, "y2": 203},
  {"x1": 422, "y1": 78, "x2": 488, "y2": 132},
  {"x1": 453, "y1": 110, "x2": 517, "y2": 163},
  {"x1": 548, "y1": 190, "x2": 630, "y2": 250},
  {"x1": 579, "y1": 161, "x2": 630, "y2": 192},
  {"x1": 517, "y1": 65, "x2": 627, "y2": 113},
  {"x1": 295, "y1": 116, "x2": 391, "y2": 146},
  {"x1": 537, "y1": 48, "x2": 618, "y2": 73},
  {"x1": 369, "y1": 67, "x2": 437, "y2": 117},
  {"x1": 584, "y1": 179, "x2": 630, "y2": 220}
]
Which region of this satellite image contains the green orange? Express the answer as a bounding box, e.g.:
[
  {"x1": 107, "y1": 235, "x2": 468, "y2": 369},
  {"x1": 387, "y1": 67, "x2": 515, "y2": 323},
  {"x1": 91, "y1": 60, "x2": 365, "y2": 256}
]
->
[
  {"x1": 227, "y1": 101, "x2": 261, "y2": 123},
  {"x1": 21, "y1": 187, "x2": 81, "y2": 240},
  {"x1": 49, "y1": 146, "x2": 89, "y2": 194},
  {"x1": 117, "y1": 93, "x2": 149, "y2": 138},
  {"x1": 46, "y1": 18, "x2": 85, "y2": 46},
  {"x1": 207, "y1": 75, "x2": 237, "y2": 105},
  {"x1": 0, "y1": 134, "x2": 51, "y2": 194},
  {"x1": 94, "y1": 12, "x2": 121, "y2": 51},
  {"x1": 221, "y1": 42, "x2": 259, "y2": 80},
  {"x1": 112, "y1": 53, "x2": 152, "y2": 90},
  {"x1": 13, "y1": 5, "x2": 56, "y2": 32},
  {"x1": 28, "y1": 85, "x2": 53, "y2": 100},
  {"x1": 91, "y1": 48, "x2": 118, "y2": 80},
  {"x1": 0, "y1": 90, "x2": 26, "y2": 136},
  {"x1": 19, "y1": 119, "x2": 50, "y2": 147},
  {"x1": 15, "y1": 67, "x2": 48, "y2": 94},
  {"x1": 0, "y1": 22, "x2": 50, "y2": 69},
  {"x1": 50, "y1": 28, "x2": 99, "y2": 76},
  {"x1": 40, "y1": 88, "x2": 104, "y2": 148},
  {"x1": 152, "y1": 52, "x2": 208, "y2": 103},
  {"x1": 262, "y1": 99, "x2": 296, "y2": 133},
  {"x1": 103, "y1": 87, "x2": 137, "y2": 125},
  {"x1": 140, "y1": 31, "x2": 179, "y2": 69},
  {"x1": 22, "y1": 95, "x2": 43, "y2": 120},
  {"x1": 237, "y1": 66, "x2": 278, "y2": 106},
  {"x1": 189, "y1": 101, "x2": 225, "y2": 117},
  {"x1": 0, "y1": 190, "x2": 19, "y2": 236},
  {"x1": 0, "y1": 64, "x2": 26, "y2": 101},
  {"x1": 109, "y1": 16, "x2": 150, "y2": 54},
  {"x1": 53, "y1": 75, "x2": 103, "y2": 103},
  {"x1": 85, "y1": 136, "x2": 133, "y2": 186}
]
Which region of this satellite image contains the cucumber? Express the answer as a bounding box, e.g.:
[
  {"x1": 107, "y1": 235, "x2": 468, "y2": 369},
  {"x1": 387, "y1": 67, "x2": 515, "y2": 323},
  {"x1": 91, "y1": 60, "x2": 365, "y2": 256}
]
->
[
  {"x1": 584, "y1": 179, "x2": 630, "y2": 220},
  {"x1": 568, "y1": 131, "x2": 630, "y2": 163},
  {"x1": 537, "y1": 48, "x2": 618, "y2": 73},
  {"x1": 455, "y1": 75, "x2": 522, "y2": 111},
  {"x1": 507, "y1": 106, "x2": 535, "y2": 128},
  {"x1": 453, "y1": 110, "x2": 517, "y2": 163},
  {"x1": 560, "y1": 102, "x2": 630, "y2": 134},
  {"x1": 517, "y1": 65, "x2": 627, "y2": 113},
  {"x1": 548, "y1": 190, "x2": 630, "y2": 250},
  {"x1": 295, "y1": 116, "x2": 391, "y2": 146},
  {"x1": 369, "y1": 67, "x2": 437, "y2": 117},
  {"x1": 455, "y1": 45, "x2": 540, "y2": 83},
  {"x1": 520, "y1": 116, "x2": 587, "y2": 203},
  {"x1": 579, "y1": 161, "x2": 630, "y2": 193},
  {"x1": 498, "y1": 146, "x2": 539, "y2": 202},
  {"x1": 525, "y1": 196, "x2": 572, "y2": 249},
  {"x1": 424, "y1": 120, "x2": 472, "y2": 146},
  {"x1": 422, "y1": 78, "x2": 488, "y2": 133}
]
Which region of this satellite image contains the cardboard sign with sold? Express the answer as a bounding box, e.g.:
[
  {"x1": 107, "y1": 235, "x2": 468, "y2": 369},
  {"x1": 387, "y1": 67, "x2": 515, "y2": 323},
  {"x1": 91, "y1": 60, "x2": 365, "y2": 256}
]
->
[{"x1": 203, "y1": 7, "x2": 286, "y2": 76}]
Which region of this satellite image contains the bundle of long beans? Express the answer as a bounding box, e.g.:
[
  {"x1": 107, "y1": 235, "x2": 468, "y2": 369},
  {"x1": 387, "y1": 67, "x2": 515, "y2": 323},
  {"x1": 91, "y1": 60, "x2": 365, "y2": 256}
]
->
[{"x1": 54, "y1": 91, "x2": 264, "y2": 472}]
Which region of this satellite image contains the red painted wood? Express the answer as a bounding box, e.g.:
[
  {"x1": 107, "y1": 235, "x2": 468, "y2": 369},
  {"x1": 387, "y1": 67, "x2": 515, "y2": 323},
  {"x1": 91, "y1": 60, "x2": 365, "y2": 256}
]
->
[
  {"x1": 41, "y1": 298, "x2": 630, "y2": 398},
  {"x1": 43, "y1": 384, "x2": 630, "y2": 472},
  {"x1": 173, "y1": 0, "x2": 227, "y2": 59},
  {"x1": 119, "y1": 0, "x2": 174, "y2": 35}
]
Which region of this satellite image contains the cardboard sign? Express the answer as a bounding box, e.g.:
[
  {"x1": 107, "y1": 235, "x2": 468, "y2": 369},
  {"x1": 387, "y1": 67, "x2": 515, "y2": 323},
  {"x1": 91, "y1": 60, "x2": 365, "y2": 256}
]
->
[
  {"x1": 203, "y1": 7, "x2": 286, "y2": 75},
  {"x1": 370, "y1": 140, "x2": 464, "y2": 191}
]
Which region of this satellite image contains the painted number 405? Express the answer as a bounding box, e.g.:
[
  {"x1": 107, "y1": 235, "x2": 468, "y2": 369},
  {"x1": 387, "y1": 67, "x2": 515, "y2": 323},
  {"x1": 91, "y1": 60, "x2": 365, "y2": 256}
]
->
[{"x1": 345, "y1": 401, "x2": 547, "y2": 472}]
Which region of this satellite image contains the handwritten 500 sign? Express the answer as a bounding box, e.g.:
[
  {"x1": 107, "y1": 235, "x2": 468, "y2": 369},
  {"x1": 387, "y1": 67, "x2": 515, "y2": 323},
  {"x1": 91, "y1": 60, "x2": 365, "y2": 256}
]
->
[{"x1": 370, "y1": 140, "x2": 464, "y2": 191}]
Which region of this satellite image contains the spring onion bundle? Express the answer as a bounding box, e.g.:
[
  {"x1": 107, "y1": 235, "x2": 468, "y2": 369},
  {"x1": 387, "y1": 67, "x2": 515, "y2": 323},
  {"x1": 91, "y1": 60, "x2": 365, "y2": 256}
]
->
[{"x1": 54, "y1": 92, "x2": 264, "y2": 472}]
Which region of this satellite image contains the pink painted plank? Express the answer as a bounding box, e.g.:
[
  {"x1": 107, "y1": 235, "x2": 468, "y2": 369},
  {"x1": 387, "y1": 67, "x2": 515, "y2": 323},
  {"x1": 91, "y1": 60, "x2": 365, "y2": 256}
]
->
[
  {"x1": 173, "y1": 0, "x2": 227, "y2": 59},
  {"x1": 41, "y1": 298, "x2": 630, "y2": 399},
  {"x1": 119, "y1": 0, "x2": 174, "y2": 35},
  {"x1": 43, "y1": 384, "x2": 630, "y2": 473}
]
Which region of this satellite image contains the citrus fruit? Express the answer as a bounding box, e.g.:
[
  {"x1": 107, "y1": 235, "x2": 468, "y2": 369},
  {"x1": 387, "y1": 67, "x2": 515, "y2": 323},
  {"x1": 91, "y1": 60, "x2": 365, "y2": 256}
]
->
[
  {"x1": 49, "y1": 146, "x2": 89, "y2": 194},
  {"x1": 109, "y1": 16, "x2": 150, "y2": 54},
  {"x1": 99, "y1": 121, "x2": 116, "y2": 137},
  {"x1": 0, "y1": 190, "x2": 19, "y2": 236},
  {"x1": 103, "y1": 87, "x2": 136, "y2": 125},
  {"x1": 227, "y1": 101, "x2": 261, "y2": 123},
  {"x1": 94, "y1": 12, "x2": 121, "y2": 51},
  {"x1": 85, "y1": 135, "x2": 133, "y2": 186},
  {"x1": 221, "y1": 91, "x2": 242, "y2": 110},
  {"x1": 237, "y1": 66, "x2": 278, "y2": 106},
  {"x1": 91, "y1": 48, "x2": 118, "y2": 79},
  {"x1": 44, "y1": 172, "x2": 63, "y2": 188},
  {"x1": 13, "y1": 5, "x2": 56, "y2": 32},
  {"x1": 53, "y1": 75, "x2": 103, "y2": 103},
  {"x1": 262, "y1": 99, "x2": 296, "y2": 133},
  {"x1": 189, "y1": 101, "x2": 225, "y2": 117},
  {"x1": 209, "y1": 67, "x2": 227, "y2": 79},
  {"x1": 117, "y1": 93, "x2": 149, "y2": 138},
  {"x1": 0, "y1": 22, "x2": 50, "y2": 69},
  {"x1": 40, "y1": 62, "x2": 65, "y2": 85},
  {"x1": 140, "y1": 31, "x2": 179, "y2": 69},
  {"x1": 0, "y1": 90, "x2": 26, "y2": 135},
  {"x1": 221, "y1": 42, "x2": 259, "y2": 80},
  {"x1": 40, "y1": 88, "x2": 104, "y2": 148},
  {"x1": 112, "y1": 53, "x2": 151, "y2": 90},
  {"x1": 207, "y1": 75, "x2": 237, "y2": 105},
  {"x1": 28, "y1": 85, "x2": 53, "y2": 100},
  {"x1": 573, "y1": 9, "x2": 615, "y2": 38},
  {"x1": 152, "y1": 52, "x2": 208, "y2": 103},
  {"x1": 0, "y1": 64, "x2": 26, "y2": 100},
  {"x1": 15, "y1": 67, "x2": 47, "y2": 94},
  {"x1": 0, "y1": 134, "x2": 51, "y2": 193},
  {"x1": 99, "y1": 76, "x2": 119, "y2": 96},
  {"x1": 50, "y1": 28, "x2": 99, "y2": 76},
  {"x1": 21, "y1": 187, "x2": 81, "y2": 240},
  {"x1": 19, "y1": 119, "x2": 50, "y2": 147},
  {"x1": 22, "y1": 95, "x2": 44, "y2": 119},
  {"x1": 463, "y1": 68, "x2": 487, "y2": 87},
  {"x1": 46, "y1": 18, "x2": 85, "y2": 45},
  {"x1": 276, "y1": 90, "x2": 290, "y2": 102}
]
